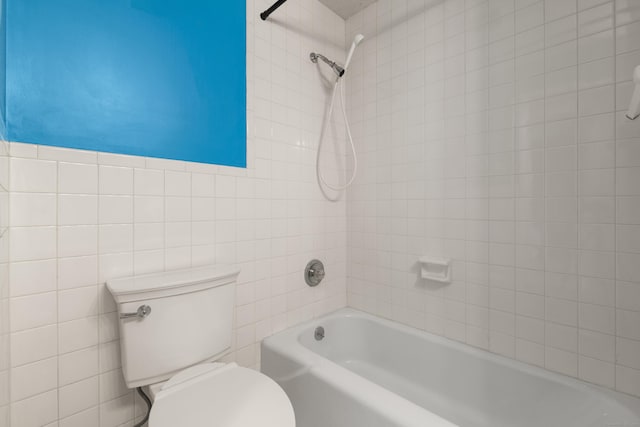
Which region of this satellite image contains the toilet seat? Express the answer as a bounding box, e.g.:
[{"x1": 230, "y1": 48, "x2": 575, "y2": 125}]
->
[{"x1": 148, "y1": 363, "x2": 295, "y2": 427}]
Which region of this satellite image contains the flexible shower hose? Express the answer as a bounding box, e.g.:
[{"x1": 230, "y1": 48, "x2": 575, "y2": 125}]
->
[{"x1": 316, "y1": 75, "x2": 358, "y2": 195}]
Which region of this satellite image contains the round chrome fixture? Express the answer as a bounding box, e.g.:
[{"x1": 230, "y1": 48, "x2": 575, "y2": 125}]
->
[{"x1": 305, "y1": 259, "x2": 325, "y2": 287}]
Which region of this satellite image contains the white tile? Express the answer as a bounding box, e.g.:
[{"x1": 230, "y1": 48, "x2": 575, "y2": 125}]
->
[
  {"x1": 579, "y1": 303, "x2": 615, "y2": 334},
  {"x1": 165, "y1": 197, "x2": 191, "y2": 222},
  {"x1": 39, "y1": 145, "x2": 96, "y2": 164},
  {"x1": 579, "y1": 329, "x2": 615, "y2": 361},
  {"x1": 10, "y1": 292, "x2": 57, "y2": 332},
  {"x1": 133, "y1": 196, "x2": 164, "y2": 223},
  {"x1": 515, "y1": 2, "x2": 544, "y2": 33},
  {"x1": 578, "y1": 141, "x2": 615, "y2": 170},
  {"x1": 546, "y1": 41, "x2": 577, "y2": 71},
  {"x1": 617, "y1": 310, "x2": 640, "y2": 343},
  {"x1": 546, "y1": 92, "x2": 577, "y2": 121},
  {"x1": 578, "y1": 29, "x2": 614, "y2": 63},
  {"x1": 58, "y1": 347, "x2": 99, "y2": 386},
  {"x1": 99, "y1": 394, "x2": 134, "y2": 427},
  {"x1": 59, "y1": 407, "x2": 99, "y2": 427},
  {"x1": 99, "y1": 370, "x2": 129, "y2": 402},
  {"x1": 617, "y1": 139, "x2": 640, "y2": 168},
  {"x1": 58, "y1": 317, "x2": 99, "y2": 354},
  {"x1": 9, "y1": 227, "x2": 56, "y2": 262},
  {"x1": 9, "y1": 259, "x2": 57, "y2": 297},
  {"x1": 10, "y1": 158, "x2": 57, "y2": 193},
  {"x1": 98, "y1": 224, "x2": 133, "y2": 254},
  {"x1": 134, "y1": 223, "x2": 164, "y2": 251},
  {"x1": 9, "y1": 142, "x2": 38, "y2": 159},
  {"x1": 58, "y1": 377, "x2": 98, "y2": 420},
  {"x1": 545, "y1": 0, "x2": 576, "y2": 22},
  {"x1": 617, "y1": 167, "x2": 640, "y2": 196},
  {"x1": 58, "y1": 195, "x2": 98, "y2": 226},
  {"x1": 10, "y1": 390, "x2": 58, "y2": 427},
  {"x1": 191, "y1": 173, "x2": 216, "y2": 197},
  {"x1": 99, "y1": 196, "x2": 133, "y2": 225},
  {"x1": 58, "y1": 163, "x2": 97, "y2": 194},
  {"x1": 616, "y1": 0, "x2": 640, "y2": 26},
  {"x1": 578, "y1": 57, "x2": 614, "y2": 89},
  {"x1": 58, "y1": 256, "x2": 98, "y2": 290},
  {"x1": 617, "y1": 225, "x2": 640, "y2": 253},
  {"x1": 10, "y1": 325, "x2": 57, "y2": 367},
  {"x1": 546, "y1": 119, "x2": 577, "y2": 147},
  {"x1": 165, "y1": 171, "x2": 191, "y2": 197},
  {"x1": 617, "y1": 335, "x2": 640, "y2": 367},
  {"x1": 616, "y1": 365, "x2": 640, "y2": 396},
  {"x1": 58, "y1": 226, "x2": 98, "y2": 258},
  {"x1": 216, "y1": 175, "x2": 236, "y2": 198},
  {"x1": 615, "y1": 21, "x2": 640, "y2": 55},
  {"x1": 578, "y1": 85, "x2": 615, "y2": 116},
  {"x1": 58, "y1": 287, "x2": 99, "y2": 323},
  {"x1": 546, "y1": 67, "x2": 577, "y2": 96},
  {"x1": 581, "y1": 197, "x2": 615, "y2": 223},
  {"x1": 545, "y1": 15, "x2": 577, "y2": 47},
  {"x1": 580, "y1": 223, "x2": 614, "y2": 251},
  {"x1": 98, "y1": 166, "x2": 133, "y2": 195},
  {"x1": 133, "y1": 169, "x2": 163, "y2": 196},
  {"x1": 617, "y1": 252, "x2": 640, "y2": 283},
  {"x1": 579, "y1": 355, "x2": 614, "y2": 388},
  {"x1": 10, "y1": 193, "x2": 56, "y2": 226},
  {"x1": 579, "y1": 169, "x2": 615, "y2": 196},
  {"x1": 577, "y1": 2, "x2": 613, "y2": 37},
  {"x1": 11, "y1": 357, "x2": 58, "y2": 401}
]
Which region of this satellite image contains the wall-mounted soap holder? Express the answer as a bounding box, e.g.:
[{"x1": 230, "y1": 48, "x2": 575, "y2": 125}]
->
[{"x1": 419, "y1": 256, "x2": 452, "y2": 284}]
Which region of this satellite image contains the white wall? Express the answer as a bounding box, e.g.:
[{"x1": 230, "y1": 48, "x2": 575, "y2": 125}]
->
[
  {"x1": 2, "y1": 0, "x2": 347, "y2": 426},
  {"x1": 346, "y1": 0, "x2": 640, "y2": 398}
]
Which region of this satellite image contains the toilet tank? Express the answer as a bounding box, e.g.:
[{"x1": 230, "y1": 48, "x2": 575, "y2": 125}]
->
[{"x1": 106, "y1": 265, "x2": 240, "y2": 388}]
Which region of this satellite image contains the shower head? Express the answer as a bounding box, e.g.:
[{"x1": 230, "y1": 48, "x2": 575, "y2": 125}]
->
[
  {"x1": 310, "y1": 53, "x2": 345, "y2": 77},
  {"x1": 310, "y1": 34, "x2": 365, "y2": 79}
]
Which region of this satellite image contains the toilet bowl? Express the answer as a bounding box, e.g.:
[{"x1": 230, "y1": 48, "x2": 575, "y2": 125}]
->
[
  {"x1": 106, "y1": 265, "x2": 295, "y2": 427},
  {"x1": 148, "y1": 363, "x2": 294, "y2": 427}
]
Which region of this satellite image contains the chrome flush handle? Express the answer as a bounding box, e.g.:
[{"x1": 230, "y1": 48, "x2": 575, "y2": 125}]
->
[{"x1": 120, "y1": 305, "x2": 152, "y2": 320}]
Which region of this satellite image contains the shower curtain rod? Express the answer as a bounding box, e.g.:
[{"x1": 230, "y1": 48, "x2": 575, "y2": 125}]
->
[{"x1": 260, "y1": 0, "x2": 288, "y2": 20}]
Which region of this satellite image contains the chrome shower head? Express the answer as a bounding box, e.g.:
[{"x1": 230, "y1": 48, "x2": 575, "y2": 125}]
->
[{"x1": 310, "y1": 52, "x2": 345, "y2": 77}]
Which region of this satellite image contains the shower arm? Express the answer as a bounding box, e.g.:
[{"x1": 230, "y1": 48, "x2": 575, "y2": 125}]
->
[
  {"x1": 260, "y1": 0, "x2": 288, "y2": 20},
  {"x1": 310, "y1": 53, "x2": 345, "y2": 77}
]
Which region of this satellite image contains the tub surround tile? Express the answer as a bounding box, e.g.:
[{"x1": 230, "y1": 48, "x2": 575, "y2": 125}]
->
[{"x1": 346, "y1": 0, "x2": 640, "y2": 399}]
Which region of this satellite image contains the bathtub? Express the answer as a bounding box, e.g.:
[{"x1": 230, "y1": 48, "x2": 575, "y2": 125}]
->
[{"x1": 261, "y1": 308, "x2": 640, "y2": 427}]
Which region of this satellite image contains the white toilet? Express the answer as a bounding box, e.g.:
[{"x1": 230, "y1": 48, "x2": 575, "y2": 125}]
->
[{"x1": 106, "y1": 265, "x2": 295, "y2": 427}]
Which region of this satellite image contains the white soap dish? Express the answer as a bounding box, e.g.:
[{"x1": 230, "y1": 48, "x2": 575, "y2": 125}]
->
[{"x1": 418, "y1": 256, "x2": 452, "y2": 284}]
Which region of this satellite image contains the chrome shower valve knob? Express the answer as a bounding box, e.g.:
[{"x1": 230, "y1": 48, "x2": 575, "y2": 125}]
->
[{"x1": 305, "y1": 259, "x2": 325, "y2": 287}]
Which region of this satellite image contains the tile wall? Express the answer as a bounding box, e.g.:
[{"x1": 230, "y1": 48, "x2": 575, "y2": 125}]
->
[
  {"x1": 1, "y1": 138, "x2": 9, "y2": 425},
  {"x1": 2, "y1": 0, "x2": 347, "y2": 426},
  {"x1": 346, "y1": 0, "x2": 640, "y2": 397}
]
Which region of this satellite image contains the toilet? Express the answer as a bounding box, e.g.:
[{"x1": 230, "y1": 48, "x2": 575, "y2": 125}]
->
[{"x1": 106, "y1": 265, "x2": 295, "y2": 427}]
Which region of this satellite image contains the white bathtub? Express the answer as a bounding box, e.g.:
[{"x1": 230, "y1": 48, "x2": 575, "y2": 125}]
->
[{"x1": 261, "y1": 309, "x2": 640, "y2": 427}]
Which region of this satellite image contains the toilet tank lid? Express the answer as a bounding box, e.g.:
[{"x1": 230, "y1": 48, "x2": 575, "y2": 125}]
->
[{"x1": 107, "y1": 265, "x2": 240, "y2": 303}]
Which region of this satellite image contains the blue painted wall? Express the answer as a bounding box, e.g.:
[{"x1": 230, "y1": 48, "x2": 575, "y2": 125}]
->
[
  {"x1": 6, "y1": 0, "x2": 246, "y2": 167},
  {"x1": 0, "y1": 0, "x2": 6, "y2": 138}
]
